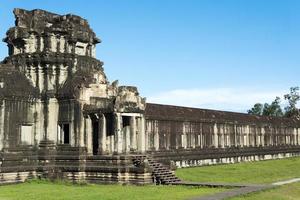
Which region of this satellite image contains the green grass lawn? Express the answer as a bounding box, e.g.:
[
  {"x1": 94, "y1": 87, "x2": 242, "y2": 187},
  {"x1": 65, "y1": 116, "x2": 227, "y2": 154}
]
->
[
  {"x1": 176, "y1": 157, "x2": 300, "y2": 184},
  {"x1": 230, "y1": 182, "x2": 300, "y2": 200},
  {"x1": 0, "y1": 180, "x2": 223, "y2": 200}
]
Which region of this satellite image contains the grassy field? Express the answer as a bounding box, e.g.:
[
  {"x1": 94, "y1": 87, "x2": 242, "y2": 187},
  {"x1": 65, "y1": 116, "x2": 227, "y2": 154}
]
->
[
  {"x1": 176, "y1": 157, "x2": 300, "y2": 184},
  {"x1": 0, "y1": 180, "x2": 223, "y2": 200},
  {"x1": 231, "y1": 182, "x2": 300, "y2": 200}
]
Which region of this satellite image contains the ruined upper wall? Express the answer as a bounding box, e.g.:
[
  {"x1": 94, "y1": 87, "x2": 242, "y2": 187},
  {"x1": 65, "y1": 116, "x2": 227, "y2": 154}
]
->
[{"x1": 3, "y1": 8, "x2": 100, "y2": 57}]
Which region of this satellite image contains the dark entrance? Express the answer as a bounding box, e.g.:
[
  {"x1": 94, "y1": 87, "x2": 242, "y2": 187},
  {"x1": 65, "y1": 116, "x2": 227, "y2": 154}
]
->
[
  {"x1": 92, "y1": 120, "x2": 99, "y2": 155},
  {"x1": 63, "y1": 124, "x2": 70, "y2": 144}
]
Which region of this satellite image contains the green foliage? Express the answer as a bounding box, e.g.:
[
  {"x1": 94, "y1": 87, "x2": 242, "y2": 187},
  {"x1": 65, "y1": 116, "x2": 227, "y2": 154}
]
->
[
  {"x1": 248, "y1": 97, "x2": 283, "y2": 117},
  {"x1": 176, "y1": 157, "x2": 300, "y2": 184},
  {"x1": 247, "y1": 103, "x2": 263, "y2": 115},
  {"x1": 284, "y1": 87, "x2": 300, "y2": 118},
  {"x1": 248, "y1": 87, "x2": 300, "y2": 118},
  {"x1": 262, "y1": 97, "x2": 283, "y2": 117}
]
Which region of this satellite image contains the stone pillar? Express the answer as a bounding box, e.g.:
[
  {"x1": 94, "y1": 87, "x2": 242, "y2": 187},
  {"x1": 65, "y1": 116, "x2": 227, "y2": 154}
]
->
[
  {"x1": 233, "y1": 124, "x2": 237, "y2": 147},
  {"x1": 0, "y1": 100, "x2": 5, "y2": 149},
  {"x1": 137, "y1": 116, "x2": 146, "y2": 153},
  {"x1": 115, "y1": 113, "x2": 123, "y2": 154},
  {"x1": 240, "y1": 126, "x2": 244, "y2": 147},
  {"x1": 225, "y1": 125, "x2": 230, "y2": 147},
  {"x1": 125, "y1": 125, "x2": 130, "y2": 153},
  {"x1": 99, "y1": 114, "x2": 107, "y2": 154},
  {"x1": 154, "y1": 128, "x2": 159, "y2": 151},
  {"x1": 246, "y1": 125, "x2": 250, "y2": 147},
  {"x1": 295, "y1": 128, "x2": 298, "y2": 145},
  {"x1": 45, "y1": 34, "x2": 51, "y2": 52},
  {"x1": 213, "y1": 123, "x2": 218, "y2": 148},
  {"x1": 40, "y1": 37, "x2": 44, "y2": 52},
  {"x1": 297, "y1": 128, "x2": 300, "y2": 145},
  {"x1": 86, "y1": 115, "x2": 93, "y2": 154},
  {"x1": 293, "y1": 128, "x2": 296, "y2": 145},
  {"x1": 130, "y1": 116, "x2": 137, "y2": 151},
  {"x1": 241, "y1": 126, "x2": 245, "y2": 147},
  {"x1": 79, "y1": 111, "x2": 85, "y2": 147},
  {"x1": 69, "y1": 101, "x2": 75, "y2": 146},
  {"x1": 110, "y1": 135, "x2": 115, "y2": 154},
  {"x1": 200, "y1": 123, "x2": 203, "y2": 148},
  {"x1": 220, "y1": 125, "x2": 225, "y2": 148},
  {"x1": 261, "y1": 127, "x2": 265, "y2": 146},
  {"x1": 42, "y1": 98, "x2": 58, "y2": 143},
  {"x1": 191, "y1": 132, "x2": 196, "y2": 149}
]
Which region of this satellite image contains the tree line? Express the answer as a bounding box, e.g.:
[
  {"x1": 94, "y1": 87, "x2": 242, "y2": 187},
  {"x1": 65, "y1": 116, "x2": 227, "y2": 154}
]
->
[{"x1": 248, "y1": 87, "x2": 300, "y2": 118}]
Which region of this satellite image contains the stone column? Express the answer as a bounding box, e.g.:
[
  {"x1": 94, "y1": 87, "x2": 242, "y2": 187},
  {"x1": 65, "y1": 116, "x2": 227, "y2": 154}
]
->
[
  {"x1": 297, "y1": 128, "x2": 300, "y2": 145},
  {"x1": 45, "y1": 34, "x2": 51, "y2": 52},
  {"x1": 220, "y1": 125, "x2": 225, "y2": 148},
  {"x1": 42, "y1": 98, "x2": 58, "y2": 143},
  {"x1": 241, "y1": 126, "x2": 245, "y2": 147},
  {"x1": 0, "y1": 100, "x2": 5, "y2": 149},
  {"x1": 154, "y1": 128, "x2": 159, "y2": 151},
  {"x1": 99, "y1": 114, "x2": 107, "y2": 154},
  {"x1": 110, "y1": 135, "x2": 115, "y2": 154},
  {"x1": 79, "y1": 110, "x2": 85, "y2": 147},
  {"x1": 246, "y1": 125, "x2": 250, "y2": 147},
  {"x1": 233, "y1": 124, "x2": 237, "y2": 147},
  {"x1": 261, "y1": 127, "x2": 265, "y2": 146},
  {"x1": 39, "y1": 36, "x2": 44, "y2": 52},
  {"x1": 293, "y1": 128, "x2": 296, "y2": 146},
  {"x1": 213, "y1": 123, "x2": 218, "y2": 147},
  {"x1": 115, "y1": 113, "x2": 123, "y2": 154},
  {"x1": 70, "y1": 101, "x2": 75, "y2": 146},
  {"x1": 295, "y1": 128, "x2": 298, "y2": 145},
  {"x1": 200, "y1": 123, "x2": 203, "y2": 148},
  {"x1": 137, "y1": 116, "x2": 146, "y2": 153},
  {"x1": 86, "y1": 115, "x2": 93, "y2": 154},
  {"x1": 130, "y1": 116, "x2": 137, "y2": 151},
  {"x1": 125, "y1": 125, "x2": 130, "y2": 153}
]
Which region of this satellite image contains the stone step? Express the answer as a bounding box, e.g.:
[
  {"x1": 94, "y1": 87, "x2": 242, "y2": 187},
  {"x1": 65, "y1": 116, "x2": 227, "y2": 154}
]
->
[
  {"x1": 155, "y1": 174, "x2": 178, "y2": 178},
  {"x1": 156, "y1": 171, "x2": 171, "y2": 173},
  {"x1": 132, "y1": 155, "x2": 181, "y2": 185},
  {"x1": 154, "y1": 170, "x2": 174, "y2": 174}
]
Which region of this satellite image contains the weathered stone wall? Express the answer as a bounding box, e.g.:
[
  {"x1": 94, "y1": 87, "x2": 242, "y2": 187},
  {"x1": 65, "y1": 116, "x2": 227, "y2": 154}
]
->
[
  {"x1": 145, "y1": 104, "x2": 300, "y2": 167},
  {"x1": 0, "y1": 145, "x2": 152, "y2": 185}
]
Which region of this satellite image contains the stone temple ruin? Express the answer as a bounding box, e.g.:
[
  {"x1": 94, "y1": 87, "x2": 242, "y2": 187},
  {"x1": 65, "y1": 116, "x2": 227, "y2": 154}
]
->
[{"x1": 0, "y1": 8, "x2": 300, "y2": 185}]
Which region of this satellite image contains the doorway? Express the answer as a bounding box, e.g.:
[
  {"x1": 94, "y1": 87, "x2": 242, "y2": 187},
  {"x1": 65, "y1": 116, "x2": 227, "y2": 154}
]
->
[{"x1": 92, "y1": 120, "x2": 99, "y2": 155}]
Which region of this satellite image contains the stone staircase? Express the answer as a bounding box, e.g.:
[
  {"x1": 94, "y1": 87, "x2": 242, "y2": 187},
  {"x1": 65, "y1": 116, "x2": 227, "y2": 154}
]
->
[{"x1": 132, "y1": 155, "x2": 181, "y2": 185}]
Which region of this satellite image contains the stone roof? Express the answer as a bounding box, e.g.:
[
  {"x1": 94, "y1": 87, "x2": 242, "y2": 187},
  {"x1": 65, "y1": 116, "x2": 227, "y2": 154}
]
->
[
  {"x1": 0, "y1": 64, "x2": 39, "y2": 99},
  {"x1": 145, "y1": 103, "x2": 300, "y2": 126}
]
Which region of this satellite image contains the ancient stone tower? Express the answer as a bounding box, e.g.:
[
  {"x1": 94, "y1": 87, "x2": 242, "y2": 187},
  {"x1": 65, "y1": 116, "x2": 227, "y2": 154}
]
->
[{"x1": 1, "y1": 8, "x2": 146, "y2": 154}]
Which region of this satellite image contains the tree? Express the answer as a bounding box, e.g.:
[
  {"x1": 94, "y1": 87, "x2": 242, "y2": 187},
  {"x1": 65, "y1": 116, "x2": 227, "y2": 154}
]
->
[
  {"x1": 248, "y1": 97, "x2": 283, "y2": 117},
  {"x1": 284, "y1": 87, "x2": 300, "y2": 117},
  {"x1": 248, "y1": 86, "x2": 300, "y2": 118},
  {"x1": 248, "y1": 103, "x2": 263, "y2": 115},
  {"x1": 262, "y1": 97, "x2": 283, "y2": 117}
]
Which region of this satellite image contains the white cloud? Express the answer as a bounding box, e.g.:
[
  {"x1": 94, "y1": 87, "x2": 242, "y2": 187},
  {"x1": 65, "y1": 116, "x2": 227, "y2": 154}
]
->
[{"x1": 147, "y1": 88, "x2": 287, "y2": 113}]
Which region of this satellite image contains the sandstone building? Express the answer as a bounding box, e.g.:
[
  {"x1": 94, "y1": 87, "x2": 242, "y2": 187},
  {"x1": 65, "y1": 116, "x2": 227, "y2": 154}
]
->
[{"x1": 0, "y1": 8, "x2": 300, "y2": 184}]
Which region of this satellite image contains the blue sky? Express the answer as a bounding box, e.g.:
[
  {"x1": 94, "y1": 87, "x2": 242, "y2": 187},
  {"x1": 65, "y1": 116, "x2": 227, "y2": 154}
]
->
[{"x1": 1, "y1": 0, "x2": 300, "y2": 112}]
